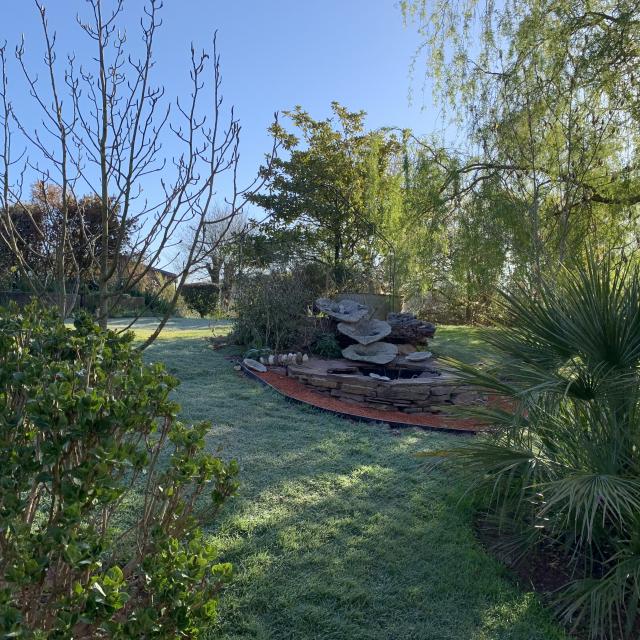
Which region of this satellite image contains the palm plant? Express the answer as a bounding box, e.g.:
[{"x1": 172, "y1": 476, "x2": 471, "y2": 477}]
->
[{"x1": 432, "y1": 257, "x2": 640, "y2": 639}]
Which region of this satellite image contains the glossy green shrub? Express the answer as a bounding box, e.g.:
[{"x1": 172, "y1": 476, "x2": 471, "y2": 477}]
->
[{"x1": 0, "y1": 304, "x2": 238, "y2": 639}]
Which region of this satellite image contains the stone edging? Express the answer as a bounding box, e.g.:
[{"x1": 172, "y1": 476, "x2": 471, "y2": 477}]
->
[{"x1": 239, "y1": 363, "x2": 480, "y2": 435}]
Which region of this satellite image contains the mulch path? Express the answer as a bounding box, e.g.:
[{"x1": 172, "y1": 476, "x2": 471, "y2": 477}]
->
[{"x1": 243, "y1": 366, "x2": 491, "y2": 434}]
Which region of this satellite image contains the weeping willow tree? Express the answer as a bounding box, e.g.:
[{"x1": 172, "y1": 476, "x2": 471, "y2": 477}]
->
[
  {"x1": 402, "y1": 0, "x2": 640, "y2": 273},
  {"x1": 403, "y1": 3, "x2": 640, "y2": 634},
  {"x1": 385, "y1": 136, "x2": 529, "y2": 324}
]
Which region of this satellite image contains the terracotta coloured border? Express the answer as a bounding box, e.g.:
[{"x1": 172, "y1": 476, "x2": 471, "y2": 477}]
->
[{"x1": 240, "y1": 364, "x2": 488, "y2": 435}]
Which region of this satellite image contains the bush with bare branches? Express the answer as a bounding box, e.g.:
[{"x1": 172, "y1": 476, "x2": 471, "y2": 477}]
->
[{"x1": 0, "y1": 0, "x2": 278, "y2": 347}]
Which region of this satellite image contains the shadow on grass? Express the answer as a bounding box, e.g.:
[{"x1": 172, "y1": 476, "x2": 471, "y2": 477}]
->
[{"x1": 145, "y1": 335, "x2": 566, "y2": 640}]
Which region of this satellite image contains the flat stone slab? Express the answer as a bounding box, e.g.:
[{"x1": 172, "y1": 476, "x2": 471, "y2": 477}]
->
[
  {"x1": 337, "y1": 319, "x2": 392, "y2": 345},
  {"x1": 315, "y1": 297, "x2": 369, "y2": 323},
  {"x1": 342, "y1": 342, "x2": 398, "y2": 364},
  {"x1": 243, "y1": 358, "x2": 267, "y2": 372}
]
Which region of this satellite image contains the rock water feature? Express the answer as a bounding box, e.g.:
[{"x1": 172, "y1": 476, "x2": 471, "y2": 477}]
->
[
  {"x1": 316, "y1": 299, "x2": 398, "y2": 365},
  {"x1": 315, "y1": 297, "x2": 431, "y2": 368},
  {"x1": 280, "y1": 297, "x2": 481, "y2": 414},
  {"x1": 241, "y1": 296, "x2": 481, "y2": 416}
]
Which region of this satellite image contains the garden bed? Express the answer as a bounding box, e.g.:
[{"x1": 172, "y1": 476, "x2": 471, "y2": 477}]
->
[
  {"x1": 241, "y1": 362, "x2": 489, "y2": 433},
  {"x1": 286, "y1": 357, "x2": 481, "y2": 414}
]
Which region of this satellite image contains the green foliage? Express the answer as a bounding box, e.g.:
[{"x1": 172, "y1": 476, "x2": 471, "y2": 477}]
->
[
  {"x1": 182, "y1": 283, "x2": 219, "y2": 318},
  {"x1": 250, "y1": 103, "x2": 402, "y2": 288},
  {"x1": 428, "y1": 257, "x2": 640, "y2": 638},
  {"x1": 231, "y1": 267, "x2": 322, "y2": 352},
  {"x1": 310, "y1": 332, "x2": 343, "y2": 358},
  {"x1": 402, "y1": 0, "x2": 640, "y2": 274},
  {"x1": 248, "y1": 100, "x2": 530, "y2": 324},
  {"x1": 247, "y1": 100, "x2": 537, "y2": 324},
  {"x1": 398, "y1": 156, "x2": 519, "y2": 323},
  {"x1": 0, "y1": 303, "x2": 238, "y2": 639}
]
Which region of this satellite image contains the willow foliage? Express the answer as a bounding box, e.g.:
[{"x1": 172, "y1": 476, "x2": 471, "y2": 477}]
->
[{"x1": 403, "y1": 0, "x2": 640, "y2": 272}]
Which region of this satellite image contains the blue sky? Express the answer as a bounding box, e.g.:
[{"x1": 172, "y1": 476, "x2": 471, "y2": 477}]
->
[{"x1": 2, "y1": 0, "x2": 444, "y2": 204}]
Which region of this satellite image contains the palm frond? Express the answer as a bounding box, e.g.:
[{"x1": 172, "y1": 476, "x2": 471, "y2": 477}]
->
[
  {"x1": 428, "y1": 254, "x2": 640, "y2": 638},
  {"x1": 541, "y1": 475, "x2": 640, "y2": 547},
  {"x1": 556, "y1": 552, "x2": 640, "y2": 639}
]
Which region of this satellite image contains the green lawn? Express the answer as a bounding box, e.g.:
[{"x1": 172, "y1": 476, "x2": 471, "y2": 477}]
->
[
  {"x1": 430, "y1": 325, "x2": 501, "y2": 364},
  {"x1": 138, "y1": 321, "x2": 565, "y2": 640}
]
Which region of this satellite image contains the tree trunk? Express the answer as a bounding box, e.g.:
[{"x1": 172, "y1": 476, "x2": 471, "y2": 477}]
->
[
  {"x1": 220, "y1": 259, "x2": 235, "y2": 310},
  {"x1": 333, "y1": 230, "x2": 343, "y2": 287},
  {"x1": 97, "y1": 2, "x2": 110, "y2": 330}
]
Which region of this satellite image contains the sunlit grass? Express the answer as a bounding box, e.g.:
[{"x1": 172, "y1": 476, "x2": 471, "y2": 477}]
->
[
  {"x1": 107, "y1": 317, "x2": 230, "y2": 342},
  {"x1": 431, "y1": 325, "x2": 501, "y2": 364},
  {"x1": 136, "y1": 323, "x2": 566, "y2": 640}
]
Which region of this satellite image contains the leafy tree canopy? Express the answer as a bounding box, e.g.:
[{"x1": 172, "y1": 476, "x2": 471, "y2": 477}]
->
[
  {"x1": 403, "y1": 0, "x2": 640, "y2": 270},
  {"x1": 250, "y1": 103, "x2": 403, "y2": 288}
]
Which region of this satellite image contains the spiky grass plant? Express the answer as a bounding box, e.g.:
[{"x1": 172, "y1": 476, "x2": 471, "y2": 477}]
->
[{"x1": 430, "y1": 257, "x2": 640, "y2": 639}]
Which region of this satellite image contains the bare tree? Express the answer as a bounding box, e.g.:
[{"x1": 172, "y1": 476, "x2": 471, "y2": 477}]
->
[
  {"x1": 0, "y1": 0, "x2": 278, "y2": 346},
  {"x1": 181, "y1": 203, "x2": 248, "y2": 310}
]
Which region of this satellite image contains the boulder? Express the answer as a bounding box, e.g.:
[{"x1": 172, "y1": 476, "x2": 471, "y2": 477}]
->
[
  {"x1": 315, "y1": 297, "x2": 369, "y2": 323},
  {"x1": 337, "y1": 318, "x2": 391, "y2": 345},
  {"x1": 342, "y1": 341, "x2": 398, "y2": 365},
  {"x1": 387, "y1": 312, "x2": 436, "y2": 343}
]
